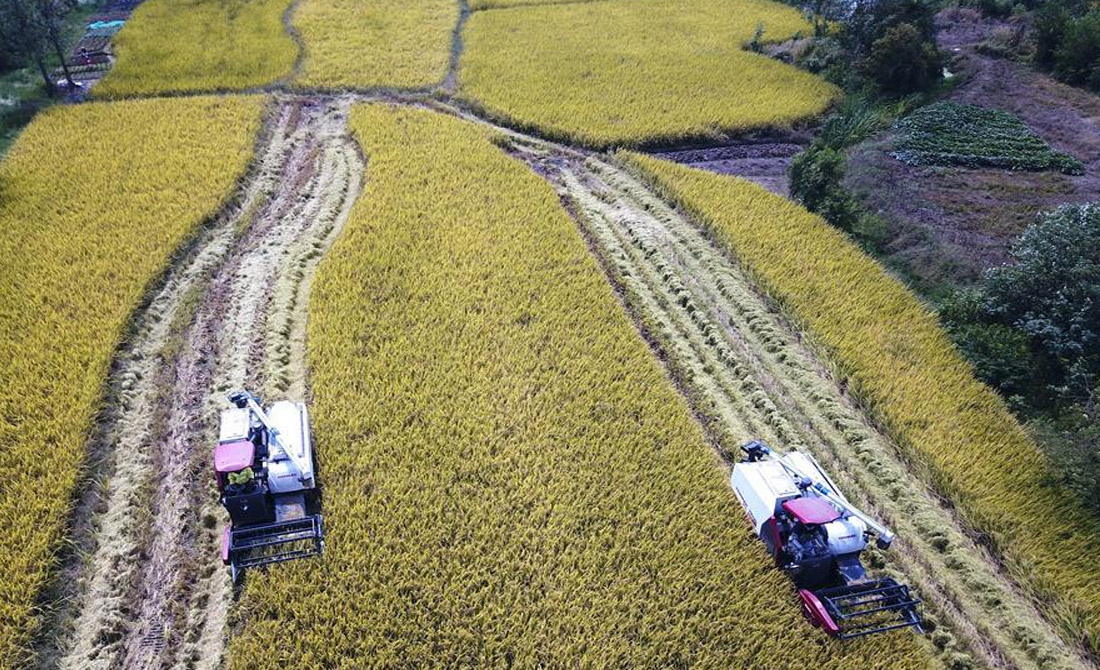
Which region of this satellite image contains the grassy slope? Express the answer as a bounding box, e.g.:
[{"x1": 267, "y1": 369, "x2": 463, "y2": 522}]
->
[
  {"x1": 225, "y1": 104, "x2": 928, "y2": 669},
  {"x1": 622, "y1": 152, "x2": 1100, "y2": 656},
  {"x1": 459, "y1": 0, "x2": 838, "y2": 147},
  {"x1": 293, "y1": 0, "x2": 456, "y2": 89},
  {"x1": 94, "y1": 0, "x2": 296, "y2": 97},
  {"x1": 0, "y1": 96, "x2": 264, "y2": 666}
]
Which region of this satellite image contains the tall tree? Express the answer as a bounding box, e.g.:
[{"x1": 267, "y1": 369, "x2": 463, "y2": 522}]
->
[
  {"x1": 0, "y1": 0, "x2": 78, "y2": 95},
  {"x1": 32, "y1": 0, "x2": 78, "y2": 90}
]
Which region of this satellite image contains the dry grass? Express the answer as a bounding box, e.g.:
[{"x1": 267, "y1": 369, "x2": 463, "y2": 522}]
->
[
  {"x1": 621, "y1": 151, "x2": 1100, "y2": 658},
  {"x1": 224, "y1": 104, "x2": 927, "y2": 669},
  {"x1": 458, "y1": 0, "x2": 838, "y2": 147},
  {"x1": 94, "y1": 0, "x2": 296, "y2": 97},
  {"x1": 0, "y1": 96, "x2": 264, "y2": 667},
  {"x1": 292, "y1": 0, "x2": 456, "y2": 89}
]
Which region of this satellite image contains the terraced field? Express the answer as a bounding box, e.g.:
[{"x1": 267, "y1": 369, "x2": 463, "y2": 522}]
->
[
  {"x1": 459, "y1": 0, "x2": 838, "y2": 146},
  {"x1": 5, "y1": 1, "x2": 1100, "y2": 669},
  {"x1": 0, "y1": 96, "x2": 265, "y2": 666},
  {"x1": 225, "y1": 103, "x2": 926, "y2": 669},
  {"x1": 503, "y1": 141, "x2": 1093, "y2": 670},
  {"x1": 623, "y1": 154, "x2": 1100, "y2": 658},
  {"x1": 95, "y1": 0, "x2": 296, "y2": 97}
]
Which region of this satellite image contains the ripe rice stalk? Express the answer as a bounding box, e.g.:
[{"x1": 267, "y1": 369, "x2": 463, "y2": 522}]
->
[
  {"x1": 458, "y1": 0, "x2": 838, "y2": 147},
  {"x1": 619, "y1": 150, "x2": 1100, "y2": 659},
  {"x1": 224, "y1": 104, "x2": 930, "y2": 669},
  {"x1": 292, "y1": 0, "x2": 456, "y2": 90},
  {"x1": 94, "y1": 0, "x2": 297, "y2": 97},
  {"x1": 0, "y1": 96, "x2": 265, "y2": 667}
]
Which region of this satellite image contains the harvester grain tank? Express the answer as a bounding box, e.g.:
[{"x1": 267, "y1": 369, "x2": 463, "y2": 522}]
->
[
  {"x1": 731, "y1": 440, "x2": 923, "y2": 639},
  {"x1": 213, "y1": 390, "x2": 324, "y2": 581}
]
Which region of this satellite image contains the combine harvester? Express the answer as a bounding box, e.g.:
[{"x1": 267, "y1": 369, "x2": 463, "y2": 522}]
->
[
  {"x1": 731, "y1": 440, "x2": 923, "y2": 639},
  {"x1": 213, "y1": 391, "x2": 324, "y2": 581}
]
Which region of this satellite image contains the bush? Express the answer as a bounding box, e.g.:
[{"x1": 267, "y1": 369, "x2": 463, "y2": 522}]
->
[
  {"x1": 1053, "y1": 10, "x2": 1100, "y2": 91},
  {"x1": 985, "y1": 203, "x2": 1100, "y2": 403},
  {"x1": 861, "y1": 22, "x2": 943, "y2": 95},
  {"x1": 789, "y1": 145, "x2": 860, "y2": 232},
  {"x1": 1032, "y1": 406, "x2": 1100, "y2": 517},
  {"x1": 1033, "y1": 1, "x2": 1100, "y2": 92}
]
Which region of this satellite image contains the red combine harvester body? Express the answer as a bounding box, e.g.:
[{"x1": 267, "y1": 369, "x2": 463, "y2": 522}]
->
[
  {"x1": 213, "y1": 390, "x2": 324, "y2": 582},
  {"x1": 731, "y1": 440, "x2": 923, "y2": 639}
]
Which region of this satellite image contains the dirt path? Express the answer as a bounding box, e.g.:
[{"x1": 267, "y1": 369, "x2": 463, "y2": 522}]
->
[
  {"x1": 503, "y1": 139, "x2": 1095, "y2": 670},
  {"x1": 53, "y1": 95, "x2": 364, "y2": 670}
]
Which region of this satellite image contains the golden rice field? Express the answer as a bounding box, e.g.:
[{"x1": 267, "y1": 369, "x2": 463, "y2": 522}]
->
[
  {"x1": 292, "y1": 0, "x2": 456, "y2": 89},
  {"x1": 94, "y1": 0, "x2": 295, "y2": 98},
  {"x1": 224, "y1": 105, "x2": 927, "y2": 669},
  {"x1": 621, "y1": 152, "x2": 1100, "y2": 656},
  {"x1": 459, "y1": 0, "x2": 838, "y2": 147},
  {"x1": 0, "y1": 96, "x2": 264, "y2": 665},
  {"x1": 469, "y1": 0, "x2": 607, "y2": 9}
]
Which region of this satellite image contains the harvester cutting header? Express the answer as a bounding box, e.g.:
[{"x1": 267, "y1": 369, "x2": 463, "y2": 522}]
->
[
  {"x1": 731, "y1": 440, "x2": 922, "y2": 639},
  {"x1": 213, "y1": 390, "x2": 324, "y2": 581}
]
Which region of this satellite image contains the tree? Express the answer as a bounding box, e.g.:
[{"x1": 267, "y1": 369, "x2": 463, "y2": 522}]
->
[
  {"x1": 32, "y1": 0, "x2": 78, "y2": 90},
  {"x1": 789, "y1": 145, "x2": 860, "y2": 232},
  {"x1": 861, "y1": 23, "x2": 942, "y2": 95},
  {"x1": 0, "y1": 0, "x2": 78, "y2": 95},
  {"x1": 986, "y1": 204, "x2": 1100, "y2": 385}
]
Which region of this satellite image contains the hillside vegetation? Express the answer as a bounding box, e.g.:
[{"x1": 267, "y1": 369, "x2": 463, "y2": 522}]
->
[
  {"x1": 459, "y1": 0, "x2": 838, "y2": 146},
  {"x1": 623, "y1": 152, "x2": 1100, "y2": 656},
  {"x1": 0, "y1": 96, "x2": 264, "y2": 665},
  {"x1": 94, "y1": 0, "x2": 296, "y2": 97},
  {"x1": 224, "y1": 104, "x2": 927, "y2": 669}
]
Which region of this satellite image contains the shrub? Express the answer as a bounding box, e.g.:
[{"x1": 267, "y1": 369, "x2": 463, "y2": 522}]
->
[
  {"x1": 985, "y1": 204, "x2": 1100, "y2": 405},
  {"x1": 789, "y1": 145, "x2": 860, "y2": 232},
  {"x1": 861, "y1": 23, "x2": 942, "y2": 95}
]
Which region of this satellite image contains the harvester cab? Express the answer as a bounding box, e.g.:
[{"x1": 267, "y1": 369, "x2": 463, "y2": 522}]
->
[
  {"x1": 213, "y1": 390, "x2": 324, "y2": 582},
  {"x1": 731, "y1": 440, "x2": 922, "y2": 639}
]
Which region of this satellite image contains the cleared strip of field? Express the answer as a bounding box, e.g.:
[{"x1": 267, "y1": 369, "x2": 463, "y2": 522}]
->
[
  {"x1": 501, "y1": 139, "x2": 1088, "y2": 670},
  {"x1": 292, "y1": 0, "x2": 456, "y2": 89},
  {"x1": 225, "y1": 104, "x2": 925, "y2": 668},
  {"x1": 459, "y1": 0, "x2": 837, "y2": 147},
  {"x1": 0, "y1": 96, "x2": 265, "y2": 667},
  {"x1": 94, "y1": 0, "x2": 296, "y2": 97},
  {"x1": 622, "y1": 152, "x2": 1100, "y2": 658}
]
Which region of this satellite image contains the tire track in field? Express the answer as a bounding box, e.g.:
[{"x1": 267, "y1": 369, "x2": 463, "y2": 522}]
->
[
  {"x1": 504, "y1": 140, "x2": 1093, "y2": 670},
  {"x1": 54, "y1": 96, "x2": 364, "y2": 670}
]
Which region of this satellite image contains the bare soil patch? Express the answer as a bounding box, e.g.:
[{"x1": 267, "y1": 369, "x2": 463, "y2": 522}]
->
[
  {"x1": 846, "y1": 10, "x2": 1100, "y2": 294},
  {"x1": 649, "y1": 135, "x2": 810, "y2": 197}
]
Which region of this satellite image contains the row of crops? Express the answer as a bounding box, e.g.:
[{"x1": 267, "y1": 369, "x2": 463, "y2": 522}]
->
[
  {"x1": 891, "y1": 102, "x2": 1085, "y2": 174},
  {"x1": 0, "y1": 96, "x2": 264, "y2": 664},
  {"x1": 92, "y1": 0, "x2": 835, "y2": 147},
  {"x1": 224, "y1": 103, "x2": 926, "y2": 668},
  {"x1": 621, "y1": 153, "x2": 1100, "y2": 655}
]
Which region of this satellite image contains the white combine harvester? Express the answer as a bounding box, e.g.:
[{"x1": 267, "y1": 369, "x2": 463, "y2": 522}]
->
[
  {"x1": 731, "y1": 440, "x2": 923, "y2": 639},
  {"x1": 212, "y1": 390, "x2": 324, "y2": 581}
]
